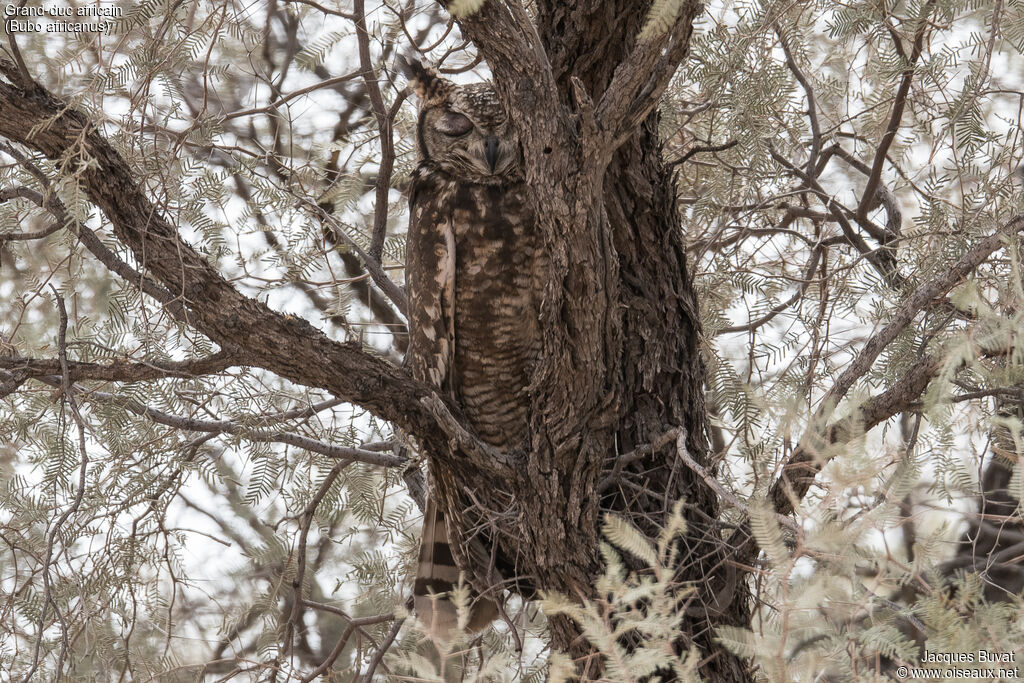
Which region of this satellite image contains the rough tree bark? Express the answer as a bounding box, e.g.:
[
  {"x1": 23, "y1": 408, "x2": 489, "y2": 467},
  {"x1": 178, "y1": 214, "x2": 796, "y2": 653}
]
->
[
  {"x1": 0, "y1": 0, "x2": 755, "y2": 677},
  {"x1": 405, "y1": 1, "x2": 756, "y2": 680},
  {"x1": 6, "y1": 1, "x2": 1023, "y2": 680}
]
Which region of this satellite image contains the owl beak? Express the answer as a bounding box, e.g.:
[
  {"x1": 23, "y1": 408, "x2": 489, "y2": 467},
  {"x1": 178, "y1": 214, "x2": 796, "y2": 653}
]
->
[{"x1": 484, "y1": 136, "x2": 500, "y2": 173}]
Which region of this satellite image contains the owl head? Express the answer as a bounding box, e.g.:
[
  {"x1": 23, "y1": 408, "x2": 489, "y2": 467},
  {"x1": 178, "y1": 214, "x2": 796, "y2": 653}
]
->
[{"x1": 401, "y1": 57, "x2": 521, "y2": 184}]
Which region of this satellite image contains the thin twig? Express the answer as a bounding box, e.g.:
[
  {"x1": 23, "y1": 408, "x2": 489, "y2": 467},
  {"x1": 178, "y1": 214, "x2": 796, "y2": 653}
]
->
[
  {"x1": 283, "y1": 459, "x2": 350, "y2": 663},
  {"x1": 298, "y1": 606, "x2": 395, "y2": 682},
  {"x1": 313, "y1": 202, "x2": 409, "y2": 315},
  {"x1": 673, "y1": 430, "x2": 798, "y2": 531},
  {"x1": 775, "y1": 23, "x2": 822, "y2": 174},
  {"x1": 222, "y1": 72, "x2": 361, "y2": 120},
  {"x1": 356, "y1": 617, "x2": 404, "y2": 683},
  {"x1": 715, "y1": 246, "x2": 823, "y2": 335},
  {"x1": 598, "y1": 428, "x2": 682, "y2": 492},
  {"x1": 353, "y1": 0, "x2": 395, "y2": 262},
  {"x1": 21, "y1": 292, "x2": 91, "y2": 683},
  {"x1": 669, "y1": 140, "x2": 737, "y2": 167},
  {"x1": 3, "y1": 9, "x2": 31, "y2": 85},
  {"x1": 857, "y1": 0, "x2": 936, "y2": 218}
]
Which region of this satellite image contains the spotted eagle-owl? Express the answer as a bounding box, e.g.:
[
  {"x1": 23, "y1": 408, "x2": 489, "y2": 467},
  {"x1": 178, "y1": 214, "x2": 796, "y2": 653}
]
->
[{"x1": 403, "y1": 59, "x2": 542, "y2": 636}]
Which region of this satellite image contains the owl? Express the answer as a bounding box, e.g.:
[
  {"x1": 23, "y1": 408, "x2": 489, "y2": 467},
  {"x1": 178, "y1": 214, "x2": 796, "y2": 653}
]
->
[{"x1": 402, "y1": 59, "x2": 543, "y2": 637}]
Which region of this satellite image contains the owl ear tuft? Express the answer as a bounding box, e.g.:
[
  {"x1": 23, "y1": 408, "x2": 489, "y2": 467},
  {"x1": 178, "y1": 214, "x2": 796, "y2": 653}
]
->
[{"x1": 398, "y1": 55, "x2": 449, "y2": 103}]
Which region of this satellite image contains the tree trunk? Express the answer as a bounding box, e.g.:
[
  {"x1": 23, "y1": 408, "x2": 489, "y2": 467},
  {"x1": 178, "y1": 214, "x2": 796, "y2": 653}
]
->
[
  {"x1": 0, "y1": 0, "x2": 756, "y2": 677},
  {"x1": 428, "y1": 2, "x2": 755, "y2": 680}
]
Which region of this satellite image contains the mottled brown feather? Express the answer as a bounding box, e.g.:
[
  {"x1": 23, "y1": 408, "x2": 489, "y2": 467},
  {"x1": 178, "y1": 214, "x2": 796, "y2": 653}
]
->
[{"x1": 405, "y1": 66, "x2": 540, "y2": 638}]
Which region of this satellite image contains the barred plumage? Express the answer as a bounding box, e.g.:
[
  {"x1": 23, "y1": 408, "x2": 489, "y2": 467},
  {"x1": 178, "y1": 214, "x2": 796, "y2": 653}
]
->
[{"x1": 404, "y1": 60, "x2": 541, "y2": 638}]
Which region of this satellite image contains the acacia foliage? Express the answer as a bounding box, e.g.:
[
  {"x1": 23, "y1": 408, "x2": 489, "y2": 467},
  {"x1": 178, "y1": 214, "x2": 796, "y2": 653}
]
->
[{"x1": 0, "y1": 0, "x2": 1023, "y2": 680}]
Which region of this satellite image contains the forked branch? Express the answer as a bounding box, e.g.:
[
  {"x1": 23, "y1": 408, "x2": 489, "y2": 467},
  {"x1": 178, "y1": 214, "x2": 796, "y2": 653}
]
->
[{"x1": 0, "y1": 60, "x2": 495, "y2": 480}]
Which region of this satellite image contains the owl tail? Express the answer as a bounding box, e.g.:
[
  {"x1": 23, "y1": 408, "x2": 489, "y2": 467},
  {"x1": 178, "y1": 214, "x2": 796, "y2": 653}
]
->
[{"x1": 414, "y1": 499, "x2": 499, "y2": 640}]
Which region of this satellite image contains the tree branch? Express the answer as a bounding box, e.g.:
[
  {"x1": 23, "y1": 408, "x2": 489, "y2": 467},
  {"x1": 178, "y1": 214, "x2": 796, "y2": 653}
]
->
[
  {"x1": 353, "y1": 0, "x2": 395, "y2": 263},
  {"x1": 0, "y1": 142, "x2": 191, "y2": 322},
  {"x1": 440, "y1": 0, "x2": 554, "y2": 111},
  {"x1": 0, "y1": 351, "x2": 237, "y2": 383},
  {"x1": 595, "y1": 1, "x2": 702, "y2": 150},
  {"x1": 675, "y1": 429, "x2": 798, "y2": 531},
  {"x1": 0, "y1": 186, "x2": 62, "y2": 242},
  {"x1": 72, "y1": 387, "x2": 408, "y2": 467},
  {"x1": 0, "y1": 63, "x2": 491, "y2": 475},
  {"x1": 715, "y1": 245, "x2": 823, "y2": 335},
  {"x1": 769, "y1": 145, "x2": 899, "y2": 282},
  {"x1": 356, "y1": 616, "x2": 404, "y2": 683},
  {"x1": 769, "y1": 352, "x2": 942, "y2": 519},
  {"x1": 856, "y1": 0, "x2": 936, "y2": 219},
  {"x1": 774, "y1": 22, "x2": 821, "y2": 174},
  {"x1": 731, "y1": 352, "x2": 943, "y2": 570},
  {"x1": 315, "y1": 204, "x2": 409, "y2": 315},
  {"x1": 820, "y1": 215, "x2": 1024, "y2": 414},
  {"x1": 729, "y1": 215, "x2": 1024, "y2": 566}
]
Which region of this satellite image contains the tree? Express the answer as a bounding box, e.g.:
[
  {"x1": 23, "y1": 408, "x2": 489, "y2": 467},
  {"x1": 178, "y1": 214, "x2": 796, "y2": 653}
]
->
[{"x1": 2, "y1": 0, "x2": 1023, "y2": 680}]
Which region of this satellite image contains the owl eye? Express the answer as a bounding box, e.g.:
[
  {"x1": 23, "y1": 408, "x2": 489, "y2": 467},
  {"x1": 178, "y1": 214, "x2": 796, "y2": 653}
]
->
[{"x1": 436, "y1": 111, "x2": 473, "y2": 137}]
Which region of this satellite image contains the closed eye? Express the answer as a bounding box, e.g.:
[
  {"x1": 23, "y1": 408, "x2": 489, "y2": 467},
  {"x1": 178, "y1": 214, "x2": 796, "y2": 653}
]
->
[{"x1": 436, "y1": 111, "x2": 473, "y2": 137}]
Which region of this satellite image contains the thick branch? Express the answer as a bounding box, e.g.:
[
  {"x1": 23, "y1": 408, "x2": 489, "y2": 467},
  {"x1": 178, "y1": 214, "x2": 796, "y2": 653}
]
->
[
  {"x1": 0, "y1": 62, "x2": 501, "y2": 477},
  {"x1": 0, "y1": 141, "x2": 191, "y2": 322},
  {"x1": 820, "y1": 215, "x2": 1024, "y2": 413},
  {"x1": 730, "y1": 215, "x2": 1024, "y2": 568},
  {"x1": 595, "y1": 1, "x2": 702, "y2": 149},
  {"x1": 773, "y1": 352, "x2": 942, "y2": 517},
  {"x1": 731, "y1": 352, "x2": 943, "y2": 570},
  {"x1": 766, "y1": 215, "x2": 1024, "y2": 513}
]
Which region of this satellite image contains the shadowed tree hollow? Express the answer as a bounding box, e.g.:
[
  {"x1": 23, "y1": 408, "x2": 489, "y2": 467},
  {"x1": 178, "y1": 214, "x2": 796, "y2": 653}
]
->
[{"x1": 3, "y1": 0, "x2": 1024, "y2": 680}]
